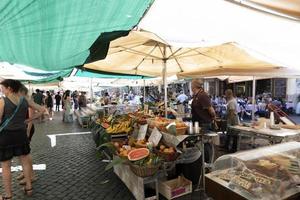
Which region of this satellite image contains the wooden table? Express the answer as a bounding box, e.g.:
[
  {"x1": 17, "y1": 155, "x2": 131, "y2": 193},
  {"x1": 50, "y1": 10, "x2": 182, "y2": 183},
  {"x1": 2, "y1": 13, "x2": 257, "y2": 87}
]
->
[{"x1": 228, "y1": 125, "x2": 300, "y2": 150}]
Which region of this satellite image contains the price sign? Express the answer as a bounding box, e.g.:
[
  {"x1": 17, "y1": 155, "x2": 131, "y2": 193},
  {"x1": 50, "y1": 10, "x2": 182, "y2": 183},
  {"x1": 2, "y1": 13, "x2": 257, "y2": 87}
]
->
[
  {"x1": 137, "y1": 124, "x2": 148, "y2": 140},
  {"x1": 148, "y1": 127, "x2": 162, "y2": 147}
]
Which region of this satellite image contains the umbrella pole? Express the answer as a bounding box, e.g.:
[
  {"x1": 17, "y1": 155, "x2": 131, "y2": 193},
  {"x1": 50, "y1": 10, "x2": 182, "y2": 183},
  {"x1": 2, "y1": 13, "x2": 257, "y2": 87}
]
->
[
  {"x1": 143, "y1": 79, "x2": 146, "y2": 105},
  {"x1": 163, "y1": 46, "x2": 168, "y2": 117},
  {"x1": 90, "y1": 78, "x2": 93, "y2": 104},
  {"x1": 252, "y1": 76, "x2": 256, "y2": 121}
]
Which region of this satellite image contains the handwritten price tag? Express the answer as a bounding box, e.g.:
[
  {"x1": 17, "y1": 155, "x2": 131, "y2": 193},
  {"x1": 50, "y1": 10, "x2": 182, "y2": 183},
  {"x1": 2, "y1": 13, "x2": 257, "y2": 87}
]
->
[{"x1": 148, "y1": 127, "x2": 162, "y2": 147}]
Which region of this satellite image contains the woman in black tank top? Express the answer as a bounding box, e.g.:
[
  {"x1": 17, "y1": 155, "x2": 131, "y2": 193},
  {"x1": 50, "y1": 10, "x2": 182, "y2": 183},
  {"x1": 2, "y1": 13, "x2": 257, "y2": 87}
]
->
[{"x1": 0, "y1": 79, "x2": 47, "y2": 199}]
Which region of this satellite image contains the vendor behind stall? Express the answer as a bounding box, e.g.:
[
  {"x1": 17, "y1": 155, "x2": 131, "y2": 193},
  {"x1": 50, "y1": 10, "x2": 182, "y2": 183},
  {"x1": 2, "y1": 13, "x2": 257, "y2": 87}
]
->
[
  {"x1": 191, "y1": 79, "x2": 217, "y2": 131},
  {"x1": 177, "y1": 79, "x2": 217, "y2": 185},
  {"x1": 225, "y1": 89, "x2": 240, "y2": 153}
]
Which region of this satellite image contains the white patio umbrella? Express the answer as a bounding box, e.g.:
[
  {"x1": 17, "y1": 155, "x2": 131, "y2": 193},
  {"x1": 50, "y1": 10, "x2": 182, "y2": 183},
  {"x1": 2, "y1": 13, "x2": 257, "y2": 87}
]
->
[{"x1": 84, "y1": 30, "x2": 280, "y2": 116}]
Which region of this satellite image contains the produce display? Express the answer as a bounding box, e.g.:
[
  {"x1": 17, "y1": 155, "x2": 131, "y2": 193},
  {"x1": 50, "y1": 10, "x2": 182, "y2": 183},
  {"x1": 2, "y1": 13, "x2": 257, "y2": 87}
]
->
[
  {"x1": 147, "y1": 117, "x2": 188, "y2": 135},
  {"x1": 128, "y1": 148, "x2": 150, "y2": 161},
  {"x1": 209, "y1": 142, "x2": 300, "y2": 200},
  {"x1": 92, "y1": 112, "x2": 197, "y2": 179},
  {"x1": 96, "y1": 114, "x2": 133, "y2": 134}
]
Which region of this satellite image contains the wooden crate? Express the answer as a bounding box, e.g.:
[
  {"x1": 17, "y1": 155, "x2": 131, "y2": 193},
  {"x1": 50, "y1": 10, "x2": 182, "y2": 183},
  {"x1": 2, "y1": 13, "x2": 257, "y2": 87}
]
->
[{"x1": 158, "y1": 176, "x2": 192, "y2": 200}]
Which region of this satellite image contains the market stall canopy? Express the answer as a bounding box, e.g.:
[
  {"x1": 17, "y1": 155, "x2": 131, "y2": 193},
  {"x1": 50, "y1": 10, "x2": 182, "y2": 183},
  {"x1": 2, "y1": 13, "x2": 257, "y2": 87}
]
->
[
  {"x1": 229, "y1": 0, "x2": 300, "y2": 20},
  {"x1": 0, "y1": 0, "x2": 153, "y2": 71},
  {"x1": 138, "y1": 0, "x2": 300, "y2": 70},
  {"x1": 63, "y1": 75, "x2": 174, "y2": 88},
  {"x1": 84, "y1": 31, "x2": 282, "y2": 77},
  {"x1": 212, "y1": 76, "x2": 268, "y2": 83},
  {"x1": 0, "y1": 62, "x2": 72, "y2": 83},
  {"x1": 74, "y1": 69, "x2": 148, "y2": 80}
]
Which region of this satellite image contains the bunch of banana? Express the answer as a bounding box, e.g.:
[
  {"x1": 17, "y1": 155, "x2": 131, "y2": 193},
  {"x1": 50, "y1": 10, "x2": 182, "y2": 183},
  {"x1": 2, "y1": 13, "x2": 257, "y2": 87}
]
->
[
  {"x1": 95, "y1": 118, "x2": 102, "y2": 125},
  {"x1": 106, "y1": 120, "x2": 133, "y2": 134}
]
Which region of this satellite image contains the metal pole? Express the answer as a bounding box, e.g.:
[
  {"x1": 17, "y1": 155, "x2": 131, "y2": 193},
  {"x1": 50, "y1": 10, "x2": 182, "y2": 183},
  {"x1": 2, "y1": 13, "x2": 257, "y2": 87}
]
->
[
  {"x1": 90, "y1": 78, "x2": 93, "y2": 104},
  {"x1": 252, "y1": 76, "x2": 256, "y2": 121},
  {"x1": 163, "y1": 46, "x2": 168, "y2": 117},
  {"x1": 143, "y1": 79, "x2": 146, "y2": 105}
]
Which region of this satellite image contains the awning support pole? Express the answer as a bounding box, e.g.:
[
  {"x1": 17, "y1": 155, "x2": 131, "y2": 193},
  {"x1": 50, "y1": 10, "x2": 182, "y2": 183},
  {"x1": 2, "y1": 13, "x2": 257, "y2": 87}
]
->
[
  {"x1": 163, "y1": 46, "x2": 168, "y2": 117},
  {"x1": 252, "y1": 76, "x2": 256, "y2": 121}
]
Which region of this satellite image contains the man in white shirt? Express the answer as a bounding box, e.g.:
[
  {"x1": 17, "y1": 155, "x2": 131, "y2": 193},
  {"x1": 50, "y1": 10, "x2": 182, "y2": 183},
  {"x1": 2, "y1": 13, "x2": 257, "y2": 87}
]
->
[{"x1": 176, "y1": 91, "x2": 188, "y2": 104}]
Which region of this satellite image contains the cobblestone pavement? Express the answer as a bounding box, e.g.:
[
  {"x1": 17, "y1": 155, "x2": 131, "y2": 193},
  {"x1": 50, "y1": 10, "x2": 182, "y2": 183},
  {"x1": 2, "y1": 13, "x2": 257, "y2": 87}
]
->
[
  {"x1": 1, "y1": 112, "x2": 207, "y2": 200},
  {"x1": 1, "y1": 112, "x2": 135, "y2": 200}
]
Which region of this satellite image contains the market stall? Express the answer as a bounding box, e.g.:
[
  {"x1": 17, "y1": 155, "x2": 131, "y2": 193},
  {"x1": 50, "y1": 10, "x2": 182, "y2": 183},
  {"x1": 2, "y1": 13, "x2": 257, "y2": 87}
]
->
[
  {"x1": 205, "y1": 142, "x2": 300, "y2": 200},
  {"x1": 89, "y1": 111, "x2": 220, "y2": 200}
]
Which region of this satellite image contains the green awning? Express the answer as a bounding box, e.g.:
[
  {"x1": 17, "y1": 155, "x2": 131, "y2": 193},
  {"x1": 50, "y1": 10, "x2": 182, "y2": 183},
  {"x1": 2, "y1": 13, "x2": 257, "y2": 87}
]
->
[
  {"x1": 0, "y1": 0, "x2": 153, "y2": 71},
  {"x1": 24, "y1": 69, "x2": 73, "y2": 84},
  {"x1": 75, "y1": 69, "x2": 148, "y2": 79}
]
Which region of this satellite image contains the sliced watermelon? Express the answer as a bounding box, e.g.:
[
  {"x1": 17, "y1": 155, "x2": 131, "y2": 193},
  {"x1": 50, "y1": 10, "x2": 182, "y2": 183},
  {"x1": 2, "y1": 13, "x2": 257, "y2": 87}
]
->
[
  {"x1": 101, "y1": 122, "x2": 110, "y2": 129},
  {"x1": 128, "y1": 148, "x2": 150, "y2": 161}
]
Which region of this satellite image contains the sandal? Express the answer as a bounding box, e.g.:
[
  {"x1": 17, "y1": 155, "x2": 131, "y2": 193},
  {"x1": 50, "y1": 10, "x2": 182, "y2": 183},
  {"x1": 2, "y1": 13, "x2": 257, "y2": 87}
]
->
[
  {"x1": 16, "y1": 174, "x2": 24, "y2": 180},
  {"x1": 19, "y1": 177, "x2": 37, "y2": 185},
  {"x1": 1, "y1": 196, "x2": 12, "y2": 200},
  {"x1": 23, "y1": 187, "x2": 33, "y2": 197}
]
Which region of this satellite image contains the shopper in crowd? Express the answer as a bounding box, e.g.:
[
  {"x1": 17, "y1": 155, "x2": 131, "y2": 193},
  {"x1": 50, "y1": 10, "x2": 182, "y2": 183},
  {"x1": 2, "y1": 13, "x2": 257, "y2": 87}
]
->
[
  {"x1": 45, "y1": 91, "x2": 53, "y2": 120},
  {"x1": 54, "y1": 92, "x2": 61, "y2": 111},
  {"x1": 176, "y1": 91, "x2": 188, "y2": 104},
  {"x1": 78, "y1": 92, "x2": 87, "y2": 110},
  {"x1": 18, "y1": 85, "x2": 46, "y2": 186},
  {"x1": 32, "y1": 89, "x2": 43, "y2": 105},
  {"x1": 72, "y1": 90, "x2": 79, "y2": 110},
  {"x1": 176, "y1": 91, "x2": 188, "y2": 114},
  {"x1": 0, "y1": 79, "x2": 48, "y2": 199},
  {"x1": 103, "y1": 92, "x2": 110, "y2": 105},
  {"x1": 63, "y1": 90, "x2": 73, "y2": 122}
]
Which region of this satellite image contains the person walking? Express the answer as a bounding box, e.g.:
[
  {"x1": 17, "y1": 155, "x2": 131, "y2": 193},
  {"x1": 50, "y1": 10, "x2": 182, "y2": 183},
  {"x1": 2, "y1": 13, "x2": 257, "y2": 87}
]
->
[
  {"x1": 18, "y1": 85, "x2": 46, "y2": 186},
  {"x1": 63, "y1": 90, "x2": 73, "y2": 123},
  {"x1": 54, "y1": 92, "x2": 61, "y2": 111},
  {"x1": 0, "y1": 79, "x2": 47, "y2": 199},
  {"x1": 32, "y1": 89, "x2": 43, "y2": 106},
  {"x1": 72, "y1": 90, "x2": 79, "y2": 110},
  {"x1": 78, "y1": 92, "x2": 87, "y2": 110},
  {"x1": 45, "y1": 91, "x2": 53, "y2": 120}
]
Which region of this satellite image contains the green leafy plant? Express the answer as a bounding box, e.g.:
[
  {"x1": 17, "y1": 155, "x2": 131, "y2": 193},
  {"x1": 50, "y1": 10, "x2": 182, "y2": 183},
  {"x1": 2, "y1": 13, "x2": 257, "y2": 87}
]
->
[
  {"x1": 105, "y1": 156, "x2": 128, "y2": 171},
  {"x1": 132, "y1": 153, "x2": 162, "y2": 167}
]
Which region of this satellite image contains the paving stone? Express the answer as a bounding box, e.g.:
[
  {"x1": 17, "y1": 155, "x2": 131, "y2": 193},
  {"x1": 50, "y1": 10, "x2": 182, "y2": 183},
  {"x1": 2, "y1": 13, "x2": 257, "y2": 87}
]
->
[{"x1": 0, "y1": 112, "x2": 134, "y2": 200}]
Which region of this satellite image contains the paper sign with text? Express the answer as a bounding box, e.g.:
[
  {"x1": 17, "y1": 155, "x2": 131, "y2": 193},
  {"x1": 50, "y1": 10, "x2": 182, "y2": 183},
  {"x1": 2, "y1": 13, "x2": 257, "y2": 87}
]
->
[
  {"x1": 148, "y1": 127, "x2": 162, "y2": 147},
  {"x1": 137, "y1": 124, "x2": 148, "y2": 140}
]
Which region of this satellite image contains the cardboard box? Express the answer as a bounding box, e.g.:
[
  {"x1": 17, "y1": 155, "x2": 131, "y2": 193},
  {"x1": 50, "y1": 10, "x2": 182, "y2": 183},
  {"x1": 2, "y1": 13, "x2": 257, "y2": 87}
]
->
[{"x1": 159, "y1": 176, "x2": 192, "y2": 199}]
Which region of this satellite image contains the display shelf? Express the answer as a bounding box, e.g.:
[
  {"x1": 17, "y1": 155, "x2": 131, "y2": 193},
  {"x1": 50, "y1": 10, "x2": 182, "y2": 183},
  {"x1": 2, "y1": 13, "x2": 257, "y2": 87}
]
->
[{"x1": 206, "y1": 142, "x2": 300, "y2": 200}]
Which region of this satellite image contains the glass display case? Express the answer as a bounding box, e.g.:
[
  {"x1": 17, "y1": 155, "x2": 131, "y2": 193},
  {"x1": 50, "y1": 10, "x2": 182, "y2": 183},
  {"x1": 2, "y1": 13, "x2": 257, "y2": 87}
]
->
[{"x1": 206, "y1": 142, "x2": 300, "y2": 200}]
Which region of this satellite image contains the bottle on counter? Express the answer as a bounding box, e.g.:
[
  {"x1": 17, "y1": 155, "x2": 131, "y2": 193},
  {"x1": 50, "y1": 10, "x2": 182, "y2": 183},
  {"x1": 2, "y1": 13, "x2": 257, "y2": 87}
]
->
[
  {"x1": 194, "y1": 121, "x2": 200, "y2": 134},
  {"x1": 188, "y1": 122, "x2": 194, "y2": 135},
  {"x1": 270, "y1": 112, "x2": 275, "y2": 127}
]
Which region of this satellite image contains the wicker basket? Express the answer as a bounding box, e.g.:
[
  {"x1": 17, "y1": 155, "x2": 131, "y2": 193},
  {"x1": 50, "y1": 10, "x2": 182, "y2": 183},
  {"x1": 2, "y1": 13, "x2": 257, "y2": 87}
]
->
[
  {"x1": 129, "y1": 163, "x2": 160, "y2": 177},
  {"x1": 175, "y1": 126, "x2": 187, "y2": 135}
]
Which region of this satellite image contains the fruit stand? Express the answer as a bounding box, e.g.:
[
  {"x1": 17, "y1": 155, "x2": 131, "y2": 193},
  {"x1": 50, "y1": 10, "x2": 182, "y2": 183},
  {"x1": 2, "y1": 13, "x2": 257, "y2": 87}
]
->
[{"x1": 90, "y1": 112, "x2": 205, "y2": 200}]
